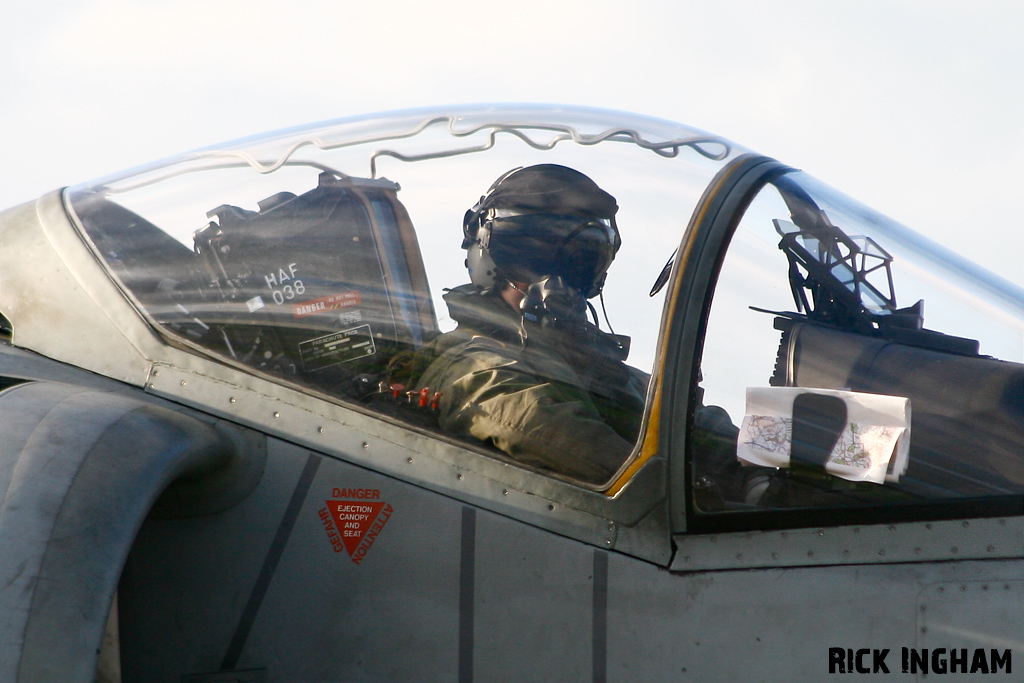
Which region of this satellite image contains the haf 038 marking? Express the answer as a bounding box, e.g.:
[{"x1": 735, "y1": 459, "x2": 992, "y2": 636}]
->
[{"x1": 0, "y1": 104, "x2": 1019, "y2": 683}]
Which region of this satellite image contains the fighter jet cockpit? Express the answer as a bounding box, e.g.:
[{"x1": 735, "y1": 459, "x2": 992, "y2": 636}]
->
[
  {"x1": 59, "y1": 106, "x2": 1024, "y2": 525},
  {"x1": 64, "y1": 108, "x2": 729, "y2": 494},
  {"x1": 5, "y1": 106, "x2": 1022, "y2": 682}
]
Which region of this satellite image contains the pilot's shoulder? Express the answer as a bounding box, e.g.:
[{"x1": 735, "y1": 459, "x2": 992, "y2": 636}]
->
[
  {"x1": 436, "y1": 334, "x2": 519, "y2": 367},
  {"x1": 420, "y1": 331, "x2": 513, "y2": 366},
  {"x1": 465, "y1": 333, "x2": 514, "y2": 350}
]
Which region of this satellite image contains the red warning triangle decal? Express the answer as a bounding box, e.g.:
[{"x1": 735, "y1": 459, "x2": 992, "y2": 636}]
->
[{"x1": 326, "y1": 500, "x2": 386, "y2": 556}]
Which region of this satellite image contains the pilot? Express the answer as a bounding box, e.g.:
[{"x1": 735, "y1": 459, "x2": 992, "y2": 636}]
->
[{"x1": 413, "y1": 164, "x2": 647, "y2": 484}]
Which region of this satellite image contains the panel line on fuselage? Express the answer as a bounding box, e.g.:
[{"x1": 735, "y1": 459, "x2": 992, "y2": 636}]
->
[{"x1": 221, "y1": 453, "x2": 322, "y2": 671}]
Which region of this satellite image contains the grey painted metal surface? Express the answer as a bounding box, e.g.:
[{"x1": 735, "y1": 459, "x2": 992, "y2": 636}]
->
[
  {"x1": 0, "y1": 381, "x2": 240, "y2": 682},
  {"x1": 121, "y1": 439, "x2": 466, "y2": 681},
  {"x1": 116, "y1": 426, "x2": 1024, "y2": 681},
  {"x1": 605, "y1": 557, "x2": 1022, "y2": 682},
  {"x1": 671, "y1": 517, "x2": 1023, "y2": 571},
  {"x1": 143, "y1": 360, "x2": 670, "y2": 561},
  {"x1": 916, "y1": 580, "x2": 1023, "y2": 680},
  {"x1": 0, "y1": 194, "x2": 155, "y2": 384}
]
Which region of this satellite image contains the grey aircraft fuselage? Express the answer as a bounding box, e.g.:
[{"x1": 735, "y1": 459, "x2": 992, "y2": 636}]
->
[{"x1": 0, "y1": 105, "x2": 1019, "y2": 683}]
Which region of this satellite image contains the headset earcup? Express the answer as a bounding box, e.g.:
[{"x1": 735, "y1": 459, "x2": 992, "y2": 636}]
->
[{"x1": 466, "y1": 241, "x2": 499, "y2": 294}]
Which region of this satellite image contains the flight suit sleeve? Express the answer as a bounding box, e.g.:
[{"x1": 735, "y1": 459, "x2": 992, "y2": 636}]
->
[{"x1": 418, "y1": 341, "x2": 633, "y2": 484}]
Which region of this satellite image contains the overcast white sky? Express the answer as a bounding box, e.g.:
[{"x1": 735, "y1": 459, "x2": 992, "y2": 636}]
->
[{"x1": 2, "y1": 0, "x2": 1022, "y2": 286}]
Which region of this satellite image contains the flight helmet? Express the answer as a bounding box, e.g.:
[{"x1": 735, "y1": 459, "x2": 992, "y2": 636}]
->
[{"x1": 462, "y1": 164, "x2": 621, "y2": 300}]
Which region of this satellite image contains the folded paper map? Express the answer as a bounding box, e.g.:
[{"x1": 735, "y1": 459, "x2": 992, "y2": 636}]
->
[{"x1": 737, "y1": 387, "x2": 911, "y2": 484}]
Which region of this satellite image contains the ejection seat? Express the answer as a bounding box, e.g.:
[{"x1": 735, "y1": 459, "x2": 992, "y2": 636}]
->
[{"x1": 75, "y1": 171, "x2": 439, "y2": 405}]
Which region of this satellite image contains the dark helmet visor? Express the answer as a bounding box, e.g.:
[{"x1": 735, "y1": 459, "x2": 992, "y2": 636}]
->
[{"x1": 487, "y1": 212, "x2": 620, "y2": 295}]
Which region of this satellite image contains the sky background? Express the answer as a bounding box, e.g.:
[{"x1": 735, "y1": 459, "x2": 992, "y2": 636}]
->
[{"x1": 2, "y1": 0, "x2": 1022, "y2": 287}]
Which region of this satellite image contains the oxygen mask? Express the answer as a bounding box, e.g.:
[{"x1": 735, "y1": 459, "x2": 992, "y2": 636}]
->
[{"x1": 519, "y1": 276, "x2": 587, "y2": 328}]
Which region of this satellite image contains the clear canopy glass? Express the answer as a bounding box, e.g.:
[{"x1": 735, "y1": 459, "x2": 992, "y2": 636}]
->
[
  {"x1": 64, "y1": 105, "x2": 1024, "y2": 501},
  {"x1": 66, "y1": 105, "x2": 741, "y2": 486},
  {"x1": 695, "y1": 171, "x2": 1024, "y2": 510}
]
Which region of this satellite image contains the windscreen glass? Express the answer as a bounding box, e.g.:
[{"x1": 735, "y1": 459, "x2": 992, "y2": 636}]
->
[
  {"x1": 694, "y1": 171, "x2": 1024, "y2": 514},
  {"x1": 66, "y1": 106, "x2": 739, "y2": 488}
]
